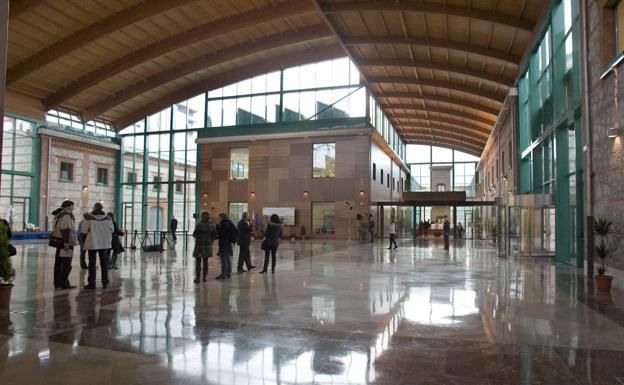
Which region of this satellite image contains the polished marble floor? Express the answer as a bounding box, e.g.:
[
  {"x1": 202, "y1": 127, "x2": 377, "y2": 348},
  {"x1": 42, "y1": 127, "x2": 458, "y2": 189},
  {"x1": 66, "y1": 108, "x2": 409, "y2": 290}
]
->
[{"x1": 1, "y1": 238, "x2": 624, "y2": 385}]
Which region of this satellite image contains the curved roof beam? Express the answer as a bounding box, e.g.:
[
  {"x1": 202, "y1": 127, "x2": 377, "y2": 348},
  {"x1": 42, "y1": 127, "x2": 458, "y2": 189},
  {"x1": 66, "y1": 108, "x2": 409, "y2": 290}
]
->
[
  {"x1": 44, "y1": 0, "x2": 317, "y2": 109},
  {"x1": 343, "y1": 36, "x2": 521, "y2": 66},
  {"x1": 82, "y1": 25, "x2": 332, "y2": 120},
  {"x1": 387, "y1": 110, "x2": 495, "y2": 127},
  {"x1": 7, "y1": 0, "x2": 196, "y2": 85},
  {"x1": 359, "y1": 58, "x2": 513, "y2": 88},
  {"x1": 114, "y1": 44, "x2": 345, "y2": 129},
  {"x1": 398, "y1": 123, "x2": 489, "y2": 142},
  {"x1": 405, "y1": 138, "x2": 482, "y2": 157},
  {"x1": 392, "y1": 118, "x2": 491, "y2": 138},
  {"x1": 375, "y1": 92, "x2": 499, "y2": 117},
  {"x1": 368, "y1": 76, "x2": 504, "y2": 104},
  {"x1": 402, "y1": 130, "x2": 485, "y2": 149},
  {"x1": 321, "y1": 1, "x2": 535, "y2": 31}
]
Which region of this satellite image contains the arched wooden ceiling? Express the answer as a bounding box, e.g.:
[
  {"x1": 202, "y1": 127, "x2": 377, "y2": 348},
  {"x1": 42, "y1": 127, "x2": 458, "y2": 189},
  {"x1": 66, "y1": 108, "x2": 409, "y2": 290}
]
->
[{"x1": 6, "y1": 0, "x2": 548, "y2": 155}]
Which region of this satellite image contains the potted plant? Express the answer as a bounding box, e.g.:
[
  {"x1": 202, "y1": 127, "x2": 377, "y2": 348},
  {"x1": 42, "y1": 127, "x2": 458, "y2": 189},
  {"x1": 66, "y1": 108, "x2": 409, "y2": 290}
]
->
[
  {"x1": 300, "y1": 225, "x2": 307, "y2": 240},
  {"x1": 0, "y1": 221, "x2": 15, "y2": 310},
  {"x1": 594, "y1": 217, "x2": 614, "y2": 292}
]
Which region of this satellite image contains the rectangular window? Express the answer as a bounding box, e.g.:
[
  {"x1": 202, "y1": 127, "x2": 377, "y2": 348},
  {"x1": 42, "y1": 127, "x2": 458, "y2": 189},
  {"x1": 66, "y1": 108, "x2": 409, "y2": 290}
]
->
[
  {"x1": 372, "y1": 163, "x2": 376, "y2": 180},
  {"x1": 230, "y1": 147, "x2": 249, "y2": 180},
  {"x1": 387, "y1": 173, "x2": 390, "y2": 188},
  {"x1": 97, "y1": 167, "x2": 108, "y2": 186},
  {"x1": 127, "y1": 171, "x2": 136, "y2": 184},
  {"x1": 380, "y1": 169, "x2": 384, "y2": 184},
  {"x1": 618, "y1": 0, "x2": 624, "y2": 53},
  {"x1": 60, "y1": 162, "x2": 73, "y2": 182},
  {"x1": 508, "y1": 142, "x2": 513, "y2": 168},
  {"x1": 312, "y1": 202, "x2": 335, "y2": 234},
  {"x1": 312, "y1": 143, "x2": 336, "y2": 177},
  {"x1": 175, "y1": 180, "x2": 183, "y2": 193},
  {"x1": 153, "y1": 176, "x2": 161, "y2": 191},
  {"x1": 392, "y1": 177, "x2": 395, "y2": 191},
  {"x1": 228, "y1": 202, "x2": 248, "y2": 221}
]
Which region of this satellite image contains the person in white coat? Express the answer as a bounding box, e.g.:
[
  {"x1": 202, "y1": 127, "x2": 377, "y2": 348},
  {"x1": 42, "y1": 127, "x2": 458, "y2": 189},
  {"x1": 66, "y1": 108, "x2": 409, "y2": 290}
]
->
[{"x1": 82, "y1": 202, "x2": 113, "y2": 289}]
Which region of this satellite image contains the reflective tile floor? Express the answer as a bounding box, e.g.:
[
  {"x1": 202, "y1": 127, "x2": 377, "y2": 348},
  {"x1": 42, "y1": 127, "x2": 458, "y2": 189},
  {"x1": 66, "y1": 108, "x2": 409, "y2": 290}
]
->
[{"x1": 2, "y1": 238, "x2": 624, "y2": 385}]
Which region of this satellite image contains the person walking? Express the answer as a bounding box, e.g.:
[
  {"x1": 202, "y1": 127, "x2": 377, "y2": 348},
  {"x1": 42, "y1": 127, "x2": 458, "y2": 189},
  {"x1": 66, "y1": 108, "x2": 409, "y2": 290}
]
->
[
  {"x1": 107, "y1": 212, "x2": 124, "y2": 269},
  {"x1": 192, "y1": 212, "x2": 216, "y2": 283},
  {"x1": 170, "y1": 216, "x2": 178, "y2": 241},
  {"x1": 236, "y1": 212, "x2": 255, "y2": 273},
  {"x1": 51, "y1": 200, "x2": 78, "y2": 289},
  {"x1": 368, "y1": 215, "x2": 375, "y2": 243},
  {"x1": 388, "y1": 220, "x2": 398, "y2": 249},
  {"x1": 216, "y1": 213, "x2": 237, "y2": 280},
  {"x1": 260, "y1": 214, "x2": 282, "y2": 274},
  {"x1": 82, "y1": 202, "x2": 113, "y2": 289},
  {"x1": 443, "y1": 216, "x2": 451, "y2": 250},
  {"x1": 77, "y1": 218, "x2": 88, "y2": 269}
]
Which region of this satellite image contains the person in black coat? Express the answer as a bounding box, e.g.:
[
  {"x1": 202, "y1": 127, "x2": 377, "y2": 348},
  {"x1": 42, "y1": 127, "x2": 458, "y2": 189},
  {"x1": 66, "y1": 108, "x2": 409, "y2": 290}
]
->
[
  {"x1": 216, "y1": 213, "x2": 236, "y2": 280},
  {"x1": 260, "y1": 214, "x2": 283, "y2": 274},
  {"x1": 107, "y1": 212, "x2": 124, "y2": 269},
  {"x1": 170, "y1": 217, "x2": 178, "y2": 241},
  {"x1": 236, "y1": 212, "x2": 255, "y2": 273},
  {"x1": 443, "y1": 216, "x2": 451, "y2": 250}
]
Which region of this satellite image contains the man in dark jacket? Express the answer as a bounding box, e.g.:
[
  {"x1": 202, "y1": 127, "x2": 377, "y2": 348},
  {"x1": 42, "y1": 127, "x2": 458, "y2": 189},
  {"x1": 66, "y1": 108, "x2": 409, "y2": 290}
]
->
[
  {"x1": 216, "y1": 213, "x2": 236, "y2": 279},
  {"x1": 443, "y1": 216, "x2": 451, "y2": 250},
  {"x1": 170, "y1": 217, "x2": 178, "y2": 241},
  {"x1": 236, "y1": 212, "x2": 255, "y2": 273}
]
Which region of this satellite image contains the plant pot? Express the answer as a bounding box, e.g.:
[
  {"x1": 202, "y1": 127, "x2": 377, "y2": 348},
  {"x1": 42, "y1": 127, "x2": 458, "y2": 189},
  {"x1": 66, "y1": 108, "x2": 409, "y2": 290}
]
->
[
  {"x1": 0, "y1": 284, "x2": 14, "y2": 310},
  {"x1": 595, "y1": 275, "x2": 613, "y2": 293}
]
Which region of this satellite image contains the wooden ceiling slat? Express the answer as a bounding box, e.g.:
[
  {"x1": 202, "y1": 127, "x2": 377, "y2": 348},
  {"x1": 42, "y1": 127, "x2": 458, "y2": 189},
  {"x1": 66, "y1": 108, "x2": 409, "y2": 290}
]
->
[
  {"x1": 358, "y1": 58, "x2": 513, "y2": 88},
  {"x1": 387, "y1": 110, "x2": 495, "y2": 127},
  {"x1": 403, "y1": 131, "x2": 485, "y2": 149},
  {"x1": 9, "y1": 0, "x2": 48, "y2": 19},
  {"x1": 321, "y1": 1, "x2": 535, "y2": 31},
  {"x1": 343, "y1": 35, "x2": 521, "y2": 65},
  {"x1": 82, "y1": 25, "x2": 333, "y2": 120},
  {"x1": 44, "y1": 0, "x2": 318, "y2": 109},
  {"x1": 7, "y1": 0, "x2": 195, "y2": 85},
  {"x1": 376, "y1": 92, "x2": 499, "y2": 116},
  {"x1": 368, "y1": 76, "x2": 504, "y2": 103},
  {"x1": 114, "y1": 44, "x2": 345, "y2": 129},
  {"x1": 392, "y1": 117, "x2": 491, "y2": 137},
  {"x1": 404, "y1": 137, "x2": 483, "y2": 157}
]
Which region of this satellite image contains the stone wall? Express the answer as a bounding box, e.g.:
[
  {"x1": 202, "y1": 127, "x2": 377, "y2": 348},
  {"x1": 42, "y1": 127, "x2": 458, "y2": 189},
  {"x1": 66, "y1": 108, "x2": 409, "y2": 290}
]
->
[{"x1": 586, "y1": 1, "x2": 624, "y2": 268}]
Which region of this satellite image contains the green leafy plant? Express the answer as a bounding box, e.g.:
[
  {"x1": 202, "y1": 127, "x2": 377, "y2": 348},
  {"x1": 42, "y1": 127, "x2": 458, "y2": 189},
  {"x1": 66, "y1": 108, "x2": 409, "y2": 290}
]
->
[
  {"x1": 593, "y1": 217, "x2": 614, "y2": 276},
  {"x1": 0, "y1": 222, "x2": 15, "y2": 284}
]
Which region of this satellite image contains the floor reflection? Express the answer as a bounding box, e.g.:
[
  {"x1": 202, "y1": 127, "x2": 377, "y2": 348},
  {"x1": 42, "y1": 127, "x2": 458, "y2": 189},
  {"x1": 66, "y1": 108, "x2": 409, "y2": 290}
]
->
[{"x1": 2, "y1": 239, "x2": 624, "y2": 384}]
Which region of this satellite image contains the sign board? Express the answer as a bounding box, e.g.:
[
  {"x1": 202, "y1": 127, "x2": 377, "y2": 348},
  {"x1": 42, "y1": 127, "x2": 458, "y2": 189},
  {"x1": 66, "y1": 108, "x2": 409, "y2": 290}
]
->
[{"x1": 262, "y1": 207, "x2": 295, "y2": 225}]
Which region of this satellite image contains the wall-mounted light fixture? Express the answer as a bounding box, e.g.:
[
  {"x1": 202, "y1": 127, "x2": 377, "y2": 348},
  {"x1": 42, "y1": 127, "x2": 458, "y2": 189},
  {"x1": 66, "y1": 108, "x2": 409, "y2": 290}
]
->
[
  {"x1": 303, "y1": 190, "x2": 309, "y2": 198},
  {"x1": 202, "y1": 193, "x2": 208, "y2": 198},
  {"x1": 358, "y1": 190, "x2": 365, "y2": 197},
  {"x1": 250, "y1": 191, "x2": 256, "y2": 198},
  {"x1": 82, "y1": 185, "x2": 88, "y2": 191},
  {"x1": 608, "y1": 126, "x2": 623, "y2": 138},
  {"x1": 502, "y1": 175, "x2": 508, "y2": 182}
]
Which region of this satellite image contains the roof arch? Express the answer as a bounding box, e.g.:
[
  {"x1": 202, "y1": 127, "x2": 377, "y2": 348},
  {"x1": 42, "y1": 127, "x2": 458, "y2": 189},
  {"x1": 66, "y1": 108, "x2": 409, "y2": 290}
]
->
[{"x1": 6, "y1": 0, "x2": 549, "y2": 155}]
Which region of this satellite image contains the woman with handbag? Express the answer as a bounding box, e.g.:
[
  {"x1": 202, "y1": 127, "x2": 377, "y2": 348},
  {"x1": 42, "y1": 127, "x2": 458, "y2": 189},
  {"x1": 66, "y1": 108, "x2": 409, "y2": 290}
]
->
[
  {"x1": 50, "y1": 200, "x2": 78, "y2": 289},
  {"x1": 192, "y1": 212, "x2": 216, "y2": 283},
  {"x1": 107, "y1": 212, "x2": 124, "y2": 269},
  {"x1": 260, "y1": 214, "x2": 283, "y2": 274}
]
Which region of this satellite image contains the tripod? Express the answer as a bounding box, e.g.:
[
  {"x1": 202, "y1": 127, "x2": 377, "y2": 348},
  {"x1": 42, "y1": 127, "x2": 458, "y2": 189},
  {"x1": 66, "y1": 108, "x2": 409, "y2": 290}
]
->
[
  {"x1": 130, "y1": 230, "x2": 143, "y2": 250},
  {"x1": 159, "y1": 231, "x2": 173, "y2": 251}
]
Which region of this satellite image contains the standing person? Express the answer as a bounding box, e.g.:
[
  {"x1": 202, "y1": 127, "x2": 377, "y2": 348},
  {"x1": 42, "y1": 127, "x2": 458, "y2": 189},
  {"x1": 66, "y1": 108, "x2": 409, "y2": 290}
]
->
[
  {"x1": 77, "y1": 218, "x2": 87, "y2": 269},
  {"x1": 82, "y1": 202, "x2": 113, "y2": 289},
  {"x1": 368, "y1": 215, "x2": 375, "y2": 243},
  {"x1": 107, "y1": 212, "x2": 124, "y2": 270},
  {"x1": 236, "y1": 212, "x2": 255, "y2": 273},
  {"x1": 216, "y1": 213, "x2": 236, "y2": 280},
  {"x1": 260, "y1": 214, "x2": 282, "y2": 274},
  {"x1": 51, "y1": 200, "x2": 78, "y2": 289},
  {"x1": 388, "y1": 220, "x2": 398, "y2": 249},
  {"x1": 170, "y1": 216, "x2": 178, "y2": 241},
  {"x1": 443, "y1": 216, "x2": 451, "y2": 250},
  {"x1": 192, "y1": 212, "x2": 216, "y2": 283}
]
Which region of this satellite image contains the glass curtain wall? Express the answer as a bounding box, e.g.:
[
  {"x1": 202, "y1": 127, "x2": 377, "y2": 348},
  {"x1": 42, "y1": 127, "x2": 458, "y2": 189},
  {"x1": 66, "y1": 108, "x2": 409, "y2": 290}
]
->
[
  {"x1": 118, "y1": 96, "x2": 201, "y2": 236},
  {"x1": 369, "y1": 95, "x2": 406, "y2": 160},
  {"x1": 406, "y1": 145, "x2": 478, "y2": 196},
  {"x1": 518, "y1": 0, "x2": 583, "y2": 266},
  {"x1": 206, "y1": 58, "x2": 366, "y2": 127},
  {"x1": 1, "y1": 116, "x2": 38, "y2": 230}
]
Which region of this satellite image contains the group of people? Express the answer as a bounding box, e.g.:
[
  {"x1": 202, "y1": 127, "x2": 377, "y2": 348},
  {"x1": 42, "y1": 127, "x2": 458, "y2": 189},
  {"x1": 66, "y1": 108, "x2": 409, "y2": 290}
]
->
[
  {"x1": 191, "y1": 211, "x2": 283, "y2": 284},
  {"x1": 51, "y1": 200, "x2": 123, "y2": 290}
]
